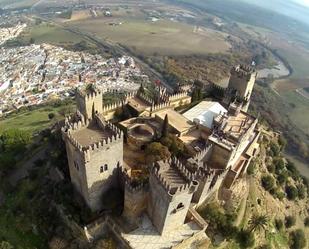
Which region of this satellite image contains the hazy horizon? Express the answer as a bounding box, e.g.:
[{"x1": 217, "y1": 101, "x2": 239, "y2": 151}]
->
[{"x1": 240, "y1": 0, "x2": 309, "y2": 26}]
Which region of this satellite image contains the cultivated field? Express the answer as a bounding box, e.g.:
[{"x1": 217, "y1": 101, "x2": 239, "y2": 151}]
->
[
  {"x1": 15, "y1": 22, "x2": 96, "y2": 49},
  {"x1": 0, "y1": 0, "x2": 39, "y2": 8},
  {"x1": 63, "y1": 3, "x2": 231, "y2": 56},
  {"x1": 68, "y1": 18, "x2": 230, "y2": 56}
]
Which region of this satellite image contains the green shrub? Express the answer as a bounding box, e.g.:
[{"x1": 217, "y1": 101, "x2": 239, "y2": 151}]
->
[
  {"x1": 277, "y1": 171, "x2": 288, "y2": 186},
  {"x1": 289, "y1": 229, "x2": 306, "y2": 249},
  {"x1": 286, "y1": 185, "x2": 298, "y2": 200},
  {"x1": 257, "y1": 244, "x2": 271, "y2": 249},
  {"x1": 198, "y1": 203, "x2": 238, "y2": 240},
  {"x1": 269, "y1": 142, "x2": 280, "y2": 157},
  {"x1": 48, "y1": 112, "x2": 55, "y2": 120},
  {"x1": 261, "y1": 175, "x2": 275, "y2": 191},
  {"x1": 0, "y1": 241, "x2": 14, "y2": 249},
  {"x1": 286, "y1": 160, "x2": 300, "y2": 180},
  {"x1": 304, "y1": 217, "x2": 309, "y2": 227},
  {"x1": 236, "y1": 229, "x2": 255, "y2": 248},
  {"x1": 274, "y1": 190, "x2": 285, "y2": 200},
  {"x1": 278, "y1": 136, "x2": 287, "y2": 150},
  {"x1": 285, "y1": 215, "x2": 296, "y2": 228},
  {"x1": 297, "y1": 184, "x2": 306, "y2": 199},
  {"x1": 275, "y1": 218, "x2": 284, "y2": 231},
  {"x1": 267, "y1": 164, "x2": 275, "y2": 173},
  {"x1": 274, "y1": 157, "x2": 285, "y2": 174},
  {"x1": 247, "y1": 160, "x2": 256, "y2": 175},
  {"x1": 145, "y1": 142, "x2": 171, "y2": 163}
]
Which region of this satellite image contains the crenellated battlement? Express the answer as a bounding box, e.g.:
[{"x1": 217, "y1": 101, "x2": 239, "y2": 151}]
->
[
  {"x1": 169, "y1": 157, "x2": 194, "y2": 182},
  {"x1": 125, "y1": 177, "x2": 148, "y2": 194},
  {"x1": 137, "y1": 91, "x2": 153, "y2": 106},
  {"x1": 62, "y1": 116, "x2": 123, "y2": 163},
  {"x1": 76, "y1": 87, "x2": 102, "y2": 101},
  {"x1": 102, "y1": 101, "x2": 125, "y2": 113},
  {"x1": 192, "y1": 144, "x2": 214, "y2": 164},
  {"x1": 168, "y1": 91, "x2": 189, "y2": 102},
  {"x1": 151, "y1": 159, "x2": 199, "y2": 198},
  {"x1": 151, "y1": 101, "x2": 170, "y2": 113},
  {"x1": 193, "y1": 167, "x2": 216, "y2": 181},
  {"x1": 230, "y1": 64, "x2": 255, "y2": 80}
]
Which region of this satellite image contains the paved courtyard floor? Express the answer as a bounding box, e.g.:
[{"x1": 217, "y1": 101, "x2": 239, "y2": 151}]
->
[{"x1": 122, "y1": 214, "x2": 202, "y2": 249}]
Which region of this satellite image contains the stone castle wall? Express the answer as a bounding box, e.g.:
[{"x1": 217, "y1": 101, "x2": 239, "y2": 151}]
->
[{"x1": 123, "y1": 180, "x2": 148, "y2": 221}]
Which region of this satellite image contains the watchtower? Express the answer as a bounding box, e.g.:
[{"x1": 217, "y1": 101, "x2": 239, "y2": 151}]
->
[
  {"x1": 227, "y1": 65, "x2": 257, "y2": 112},
  {"x1": 62, "y1": 114, "x2": 123, "y2": 211},
  {"x1": 147, "y1": 158, "x2": 199, "y2": 235},
  {"x1": 76, "y1": 86, "x2": 103, "y2": 120}
]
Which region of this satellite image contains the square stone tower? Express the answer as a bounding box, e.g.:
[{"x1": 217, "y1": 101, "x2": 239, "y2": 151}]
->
[
  {"x1": 227, "y1": 65, "x2": 257, "y2": 112},
  {"x1": 147, "y1": 158, "x2": 199, "y2": 235},
  {"x1": 62, "y1": 114, "x2": 123, "y2": 211},
  {"x1": 76, "y1": 87, "x2": 103, "y2": 120}
]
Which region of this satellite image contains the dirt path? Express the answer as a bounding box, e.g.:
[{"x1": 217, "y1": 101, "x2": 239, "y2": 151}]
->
[{"x1": 234, "y1": 177, "x2": 250, "y2": 227}]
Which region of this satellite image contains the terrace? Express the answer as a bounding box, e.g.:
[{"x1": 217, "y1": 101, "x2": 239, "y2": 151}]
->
[{"x1": 71, "y1": 121, "x2": 114, "y2": 148}]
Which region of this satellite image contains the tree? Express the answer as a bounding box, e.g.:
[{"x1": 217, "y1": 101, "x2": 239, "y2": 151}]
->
[
  {"x1": 237, "y1": 229, "x2": 255, "y2": 248},
  {"x1": 278, "y1": 136, "x2": 287, "y2": 150},
  {"x1": 0, "y1": 241, "x2": 14, "y2": 249},
  {"x1": 261, "y1": 175, "x2": 275, "y2": 191},
  {"x1": 267, "y1": 164, "x2": 275, "y2": 174},
  {"x1": 304, "y1": 217, "x2": 309, "y2": 227},
  {"x1": 274, "y1": 157, "x2": 285, "y2": 174},
  {"x1": 269, "y1": 142, "x2": 280, "y2": 157},
  {"x1": 286, "y1": 185, "x2": 298, "y2": 200},
  {"x1": 286, "y1": 160, "x2": 300, "y2": 180},
  {"x1": 145, "y1": 142, "x2": 170, "y2": 163},
  {"x1": 277, "y1": 171, "x2": 288, "y2": 186},
  {"x1": 289, "y1": 229, "x2": 306, "y2": 249},
  {"x1": 160, "y1": 134, "x2": 190, "y2": 158},
  {"x1": 304, "y1": 216, "x2": 309, "y2": 227},
  {"x1": 48, "y1": 113, "x2": 55, "y2": 120},
  {"x1": 248, "y1": 214, "x2": 268, "y2": 233},
  {"x1": 285, "y1": 215, "x2": 296, "y2": 228},
  {"x1": 297, "y1": 184, "x2": 306, "y2": 199},
  {"x1": 161, "y1": 114, "x2": 169, "y2": 138}
]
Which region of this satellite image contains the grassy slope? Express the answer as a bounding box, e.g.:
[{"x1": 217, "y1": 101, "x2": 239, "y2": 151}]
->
[
  {"x1": 0, "y1": 102, "x2": 75, "y2": 134},
  {"x1": 282, "y1": 91, "x2": 309, "y2": 135}
]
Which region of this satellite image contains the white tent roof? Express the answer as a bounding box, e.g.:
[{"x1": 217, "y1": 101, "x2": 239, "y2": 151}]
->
[{"x1": 183, "y1": 101, "x2": 227, "y2": 129}]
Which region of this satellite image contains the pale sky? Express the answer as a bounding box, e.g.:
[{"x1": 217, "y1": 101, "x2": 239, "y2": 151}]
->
[{"x1": 295, "y1": 0, "x2": 309, "y2": 6}]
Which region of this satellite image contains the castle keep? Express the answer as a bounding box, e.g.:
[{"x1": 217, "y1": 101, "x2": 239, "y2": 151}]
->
[
  {"x1": 225, "y1": 64, "x2": 257, "y2": 112},
  {"x1": 62, "y1": 64, "x2": 260, "y2": 249},
  {"x1": 62, "y1": 88, "x2": 123, "y2": 211}
]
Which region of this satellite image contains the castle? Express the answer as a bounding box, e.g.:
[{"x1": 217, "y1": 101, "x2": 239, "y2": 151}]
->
[{"x1": 62, "y1": 64, "x2": 260, "y2": 249}]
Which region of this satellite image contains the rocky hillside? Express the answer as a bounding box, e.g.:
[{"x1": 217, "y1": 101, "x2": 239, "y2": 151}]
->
[{"x1": 199, "y1": 127, "x2": 309, "y2": 249}]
